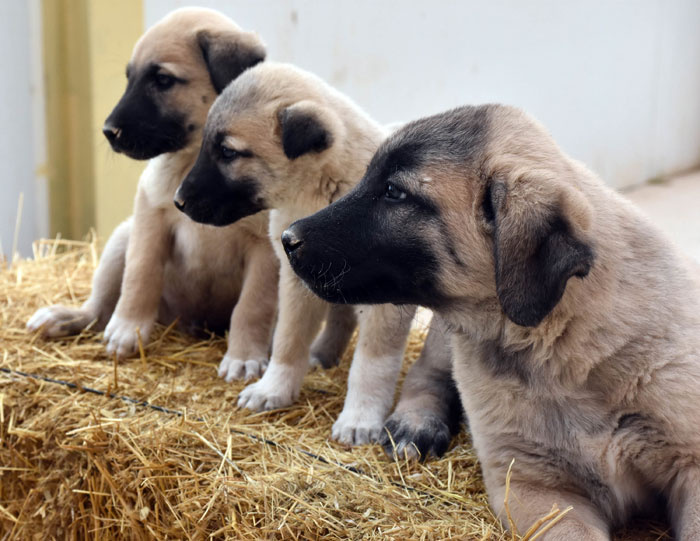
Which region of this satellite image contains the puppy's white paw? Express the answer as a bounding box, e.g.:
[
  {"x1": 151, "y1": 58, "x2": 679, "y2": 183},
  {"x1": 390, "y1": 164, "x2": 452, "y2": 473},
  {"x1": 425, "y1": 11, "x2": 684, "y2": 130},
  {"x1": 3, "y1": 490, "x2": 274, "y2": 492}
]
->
[
  {"x1": 104, "y1": 315, "x2": 153, "y2": 359},
  {"x1": 27, "y1": 305, "x2": 95, "y2": 337},
  {"x1": 237, "y1": 362, "x2": 303, "y2": 412},
  {"x1": 332, "y1": 406, "x2": 386, "y2": 446},
  {"x1": 218, "y1": 353, "x2": 268, "y2": 382}
]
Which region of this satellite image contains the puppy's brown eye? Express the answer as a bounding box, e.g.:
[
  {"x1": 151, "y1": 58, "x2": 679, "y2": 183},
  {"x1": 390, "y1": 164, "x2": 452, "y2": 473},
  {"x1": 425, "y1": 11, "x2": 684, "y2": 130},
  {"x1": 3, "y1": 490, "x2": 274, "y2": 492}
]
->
[
  {"x1": 154, "y1": 73, "x2": 175, "y2": 90},
  {"x1": 384, "y1": 182, "x2": 407, "y2": 201},
  {"x1": 219, "y1": 145, "x2": 240, "y2": 162}
]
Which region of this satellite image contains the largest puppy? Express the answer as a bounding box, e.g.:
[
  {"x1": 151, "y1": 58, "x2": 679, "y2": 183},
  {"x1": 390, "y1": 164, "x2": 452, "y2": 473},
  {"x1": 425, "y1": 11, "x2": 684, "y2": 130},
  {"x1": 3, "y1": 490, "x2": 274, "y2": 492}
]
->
[
  {"x1": 174, "y1": 63, "x2": 416, "y2": 445},
  {"x1": 28, "y1": 8, "x2": 279, "y2": 379},
  {"x1": 286, "y1": 104, "x2": 700, "y2": 539}
]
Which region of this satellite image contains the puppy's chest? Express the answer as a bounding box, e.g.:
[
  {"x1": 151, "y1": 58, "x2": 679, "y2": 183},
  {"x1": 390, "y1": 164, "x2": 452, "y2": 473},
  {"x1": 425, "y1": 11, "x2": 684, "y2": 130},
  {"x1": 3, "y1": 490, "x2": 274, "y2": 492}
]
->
[
  {"x1": 140, "y1": 153, "x2": 195, "y2": 208},
  {"x1": 168, "y1": 219, "x2": 247, "y2": 278},
  {"x1": 455, "y1": 344, "x2": 654, "y2": 519}
]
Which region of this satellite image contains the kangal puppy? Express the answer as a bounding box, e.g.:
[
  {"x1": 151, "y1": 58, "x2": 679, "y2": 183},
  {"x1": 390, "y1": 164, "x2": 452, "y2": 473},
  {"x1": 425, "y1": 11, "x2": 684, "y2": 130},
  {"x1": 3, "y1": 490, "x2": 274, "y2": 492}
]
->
[
  {"x1": 28, "y1": 8, "x2": 280, "y2": 379},
  {"x1": 285, "y1": 104, "x2": 700, "y2": 539},
  {"x1": 174, "y1": 62, "x2": 416, "y2": 445}
]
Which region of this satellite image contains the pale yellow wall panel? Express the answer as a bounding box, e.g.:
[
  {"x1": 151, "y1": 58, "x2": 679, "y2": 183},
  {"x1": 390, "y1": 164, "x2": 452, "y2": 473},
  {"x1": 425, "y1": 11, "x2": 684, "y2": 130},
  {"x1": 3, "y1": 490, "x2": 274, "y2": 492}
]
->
[
  {"x1": 42, "y1": 0, "x2": 145, "y2": 240},
  {"x1": 86, "y1": 0, "x2": 145, "y2": 238}
]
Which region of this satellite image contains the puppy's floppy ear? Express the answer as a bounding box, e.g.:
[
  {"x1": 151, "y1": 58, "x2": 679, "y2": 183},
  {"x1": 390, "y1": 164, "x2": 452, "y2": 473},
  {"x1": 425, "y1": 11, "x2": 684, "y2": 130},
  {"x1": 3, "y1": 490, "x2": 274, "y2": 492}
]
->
[
  {"x1": 277, "y1": 101, "x2": 339, "y2": 160},
  {"x1": 197, "y1": 29, "x2": 266, "y2": 93},
  {"x1": 484, "y1": 179, "x2": 594, "y2": 327}
]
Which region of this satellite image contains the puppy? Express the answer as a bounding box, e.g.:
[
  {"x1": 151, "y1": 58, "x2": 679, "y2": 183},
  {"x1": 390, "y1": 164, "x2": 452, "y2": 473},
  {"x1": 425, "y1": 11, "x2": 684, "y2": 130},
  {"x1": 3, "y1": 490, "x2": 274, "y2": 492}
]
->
[
  {"x1": 284, "y1": 104, "x2": 700, "y2": 539},
  {"x1": 174, "y1": 62, "x2": 416, "y2": 445},
  {"x1": 28, "y1": 8, "x2": 280, "y2": 379}
]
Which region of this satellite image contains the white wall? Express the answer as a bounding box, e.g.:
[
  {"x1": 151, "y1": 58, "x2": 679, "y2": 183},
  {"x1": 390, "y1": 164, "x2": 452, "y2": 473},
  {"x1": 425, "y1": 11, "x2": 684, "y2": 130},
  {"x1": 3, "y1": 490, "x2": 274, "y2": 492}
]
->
[
  {"x1": 145, "y1": 0, "x2": 700, "y2": 189},
  {"x1": 0, "y1": 0, "x2": 47, "y2": 258},
  {"x1": 1, "y1": 1, "x2": 699, "y2": 256}
]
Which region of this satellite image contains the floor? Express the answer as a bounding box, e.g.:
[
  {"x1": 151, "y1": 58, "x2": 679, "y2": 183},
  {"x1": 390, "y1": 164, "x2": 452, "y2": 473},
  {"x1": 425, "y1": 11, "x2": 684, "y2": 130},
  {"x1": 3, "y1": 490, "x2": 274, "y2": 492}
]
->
[{"x1": 625, "y1": 169, "x2": 700, "y2": 263}]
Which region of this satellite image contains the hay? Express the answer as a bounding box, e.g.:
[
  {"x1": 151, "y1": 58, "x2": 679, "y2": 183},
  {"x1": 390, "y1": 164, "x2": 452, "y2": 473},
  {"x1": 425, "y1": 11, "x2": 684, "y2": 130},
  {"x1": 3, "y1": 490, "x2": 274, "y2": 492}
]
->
[{"x1": 0, "y1": 238, "x2": 671, "y2": 540}]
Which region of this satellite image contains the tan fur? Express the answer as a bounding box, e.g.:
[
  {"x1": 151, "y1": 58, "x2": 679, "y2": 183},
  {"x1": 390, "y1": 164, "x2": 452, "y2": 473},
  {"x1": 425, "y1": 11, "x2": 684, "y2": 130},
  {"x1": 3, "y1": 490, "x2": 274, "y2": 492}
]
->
[
  {"x1": 28, "y1": 8, "x2": 278, "y2": 376},
  {"x1": 192, "y1": 63, "x2": 415, "y2": 444},
  {"x1": 384, "y1": 105, "x2": 700, "y2": 538}
]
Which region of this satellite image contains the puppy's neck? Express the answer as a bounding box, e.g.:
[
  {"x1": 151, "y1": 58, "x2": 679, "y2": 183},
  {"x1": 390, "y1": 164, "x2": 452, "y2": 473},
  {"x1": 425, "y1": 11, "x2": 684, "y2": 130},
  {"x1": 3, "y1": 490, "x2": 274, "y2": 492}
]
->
[
  {"x1": 143, "y1": 142, "x2": 202, "y2": 204},
  {"x1": 444, "y1": 291, "x2": 597, "y2": 388}
]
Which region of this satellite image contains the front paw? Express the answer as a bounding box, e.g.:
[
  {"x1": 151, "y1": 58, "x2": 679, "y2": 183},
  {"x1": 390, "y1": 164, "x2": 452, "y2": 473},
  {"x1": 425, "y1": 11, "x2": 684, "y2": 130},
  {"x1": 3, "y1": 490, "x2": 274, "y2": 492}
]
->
[
  {"x1": 380, "y1": 410, "x2": 453, "y2": 461},
  {"x1": 103, "y1": 315, "x2": 154, "y2": 359},
  {"x1": 331, "y1": 408, "x2": 385, "y2": 446},
  {"x1": 237, "y1": 364, "x2": 302, "y2": 412},
  {"x1": 309, "y1": 350, "x2": 341, "y2": 370},
  {"x1": 218, "y1": 352, "x2": 268, "y2": 382},
  {"x1": 27, "y1": 305, "x2": 96, "y2": 337}
]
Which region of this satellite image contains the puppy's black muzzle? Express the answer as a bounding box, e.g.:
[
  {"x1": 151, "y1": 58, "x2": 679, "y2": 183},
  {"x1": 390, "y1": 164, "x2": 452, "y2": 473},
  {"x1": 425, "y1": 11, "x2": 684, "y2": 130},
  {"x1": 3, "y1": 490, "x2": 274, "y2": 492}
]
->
[
  {"x1": 174, "y1": 151, "x2": 266, "y2": 227},
  {"x1": 285, "y1": 187, "x2": 443, "y2": 307},
  {"x1": 102, "y1": 80, "x2": 188, "y2": 160}
]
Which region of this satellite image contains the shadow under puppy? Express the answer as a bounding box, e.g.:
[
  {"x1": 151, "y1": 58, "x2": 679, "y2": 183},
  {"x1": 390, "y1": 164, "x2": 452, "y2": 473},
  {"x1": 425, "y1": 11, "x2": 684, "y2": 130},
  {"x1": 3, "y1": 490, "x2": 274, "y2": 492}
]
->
[
  {"x1": 174, "y1": 62, "x2": 423, "y2": 446},
  {"x1": 28, "y1": 8, "x2": 282, "y2": 379},
  {"x1": 285, "y1": 104, "x2": 700, "y2": 539}
]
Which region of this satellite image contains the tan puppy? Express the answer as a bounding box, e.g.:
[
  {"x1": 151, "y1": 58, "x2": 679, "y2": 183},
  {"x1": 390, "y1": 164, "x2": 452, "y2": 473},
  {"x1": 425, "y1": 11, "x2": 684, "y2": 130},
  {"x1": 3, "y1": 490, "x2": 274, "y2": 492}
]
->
[
  {"x1": 284, "y1": 104, "x2": 700, "y2": 539},
  {"x1": 174, "y1": 62, "x2": 416, "y2": 445},
  {"x1": 28, "y1": 8, "x2": 281, "y2": 379}
]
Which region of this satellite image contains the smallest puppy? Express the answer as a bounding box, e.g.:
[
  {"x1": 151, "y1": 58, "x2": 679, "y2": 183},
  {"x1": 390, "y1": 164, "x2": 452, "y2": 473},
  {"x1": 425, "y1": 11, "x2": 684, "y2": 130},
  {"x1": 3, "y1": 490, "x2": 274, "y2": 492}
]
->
[{"x1": 28, "y1": 8, "x2": 278, "y2": 380}]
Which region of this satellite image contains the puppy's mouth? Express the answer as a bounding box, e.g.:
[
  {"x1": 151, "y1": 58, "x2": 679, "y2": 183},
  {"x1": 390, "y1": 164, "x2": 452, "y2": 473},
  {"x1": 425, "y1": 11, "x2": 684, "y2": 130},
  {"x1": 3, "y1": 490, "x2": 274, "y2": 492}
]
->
[
  {"x1": 174, "y1": 183, "x2": 267, "y2": 227},
  {"x1": 102, "y1": 117, "x2": 189, "y2": 160},
  {"x1": 289, "y1": 258, "x2": 352, "y2": 303},
  {"x1": 288, "y1": 249, "x2": 402, "y2": 306},
  {"x1": 109, "y1": 140, "x2": 163, "y2": 161}
]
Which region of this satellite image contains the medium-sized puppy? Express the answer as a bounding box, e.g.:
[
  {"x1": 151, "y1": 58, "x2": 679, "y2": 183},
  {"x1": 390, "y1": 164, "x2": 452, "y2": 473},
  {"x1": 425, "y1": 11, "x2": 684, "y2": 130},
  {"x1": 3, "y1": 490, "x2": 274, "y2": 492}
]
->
[
  {"x1": 285, "y1": 104, "x2": 700, "y2": 539},
  {"x1": 28, "y1": 8, "x2": 281, "y2": 379},
  {"x1": 174, "y1": 62, "x2": 416, "y2": 445}
]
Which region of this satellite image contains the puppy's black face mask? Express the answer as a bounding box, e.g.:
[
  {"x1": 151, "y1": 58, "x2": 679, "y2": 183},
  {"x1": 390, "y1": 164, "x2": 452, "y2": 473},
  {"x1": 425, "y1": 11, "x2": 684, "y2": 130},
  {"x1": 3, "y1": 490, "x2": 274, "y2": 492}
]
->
[
  {"x1": 283, "y1": 142, "x2": 445, "y2": 307},
  {"x1": 174, "y1": 135, "x2": 266, "y2": 226},
  {"x1": 103, "y1": 65, "x2": 190, "y2": 160}
]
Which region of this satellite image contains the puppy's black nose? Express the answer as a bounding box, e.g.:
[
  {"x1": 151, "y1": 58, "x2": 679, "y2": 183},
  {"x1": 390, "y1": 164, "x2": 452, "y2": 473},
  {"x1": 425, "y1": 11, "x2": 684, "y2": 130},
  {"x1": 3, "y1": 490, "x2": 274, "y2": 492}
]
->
[
  {"x1": 102, "y1": 122, "x2": 121, "y2": 144},
  {"x1": 173, "y1": 189, "x2": 186, "y2": 212},
  {"x1": 282, "y1": 228, "x2": 303, "y2": 255}
]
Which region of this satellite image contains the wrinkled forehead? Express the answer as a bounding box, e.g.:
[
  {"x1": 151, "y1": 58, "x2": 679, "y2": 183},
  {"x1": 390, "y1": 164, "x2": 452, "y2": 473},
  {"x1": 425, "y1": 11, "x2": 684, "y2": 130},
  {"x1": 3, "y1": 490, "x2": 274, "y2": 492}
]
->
[
  {"x1": 375, "y1": 107, "x2": 492, "y2": 177},
  {"x1": 204, "y1": 71, "x2": 276, "y2": 133},
  {"x1": 203, "y1": 92, "x2": 273, "y2": 147},
  {"x1": 362, "y1": 110, "x2": 496, "y2": 205}
]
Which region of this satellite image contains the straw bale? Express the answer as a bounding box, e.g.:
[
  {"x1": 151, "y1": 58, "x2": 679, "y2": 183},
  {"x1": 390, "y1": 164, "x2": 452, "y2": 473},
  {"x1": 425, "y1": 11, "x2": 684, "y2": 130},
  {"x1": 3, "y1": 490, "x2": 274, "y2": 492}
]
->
[{"x1": 0, "y1": 238, "x2": 671, "y2": 540}]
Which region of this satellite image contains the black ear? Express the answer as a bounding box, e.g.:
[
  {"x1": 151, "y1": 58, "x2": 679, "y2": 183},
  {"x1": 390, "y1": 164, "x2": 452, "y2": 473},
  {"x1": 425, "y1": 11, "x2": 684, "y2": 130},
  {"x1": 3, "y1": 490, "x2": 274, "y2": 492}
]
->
[
  {"x1": 486, "y1": 181, "x2": 594, "y2": 327},
  {"x1": 278, "y1": 103, "x2": 333, "y2": 160},
  {"x1": 198, "y1": 30, "x2": 266, "y2": 93}
]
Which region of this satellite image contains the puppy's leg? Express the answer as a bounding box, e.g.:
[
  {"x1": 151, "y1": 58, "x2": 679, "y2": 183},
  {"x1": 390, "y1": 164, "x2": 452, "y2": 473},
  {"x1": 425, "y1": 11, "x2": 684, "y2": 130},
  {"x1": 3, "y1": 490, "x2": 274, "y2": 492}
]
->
[
  {"x1": 219, "y1": 242, "x2": 279, "y2": 382},
  {"x1": 332, "y1": 304, "x2": 416, "y2": 446},
  {"x1": 27, "y1": 219, "x2": 131, "y2": 336},
  {"x1": 381, "y1": 314, "x2": 462, "y2": 460},
  {"x1": 309, "y1": 304, "x2": 357, "y2": 369},
  {"x1": 491, "y1": 481, "x2": 610, "y2": 540},
  {"x1": 104, "y1": 192, "x2": 169, "y2": 358},
  {"x1": 668, "y1": 468, "x2": 700, "y2": 541},
  {"x1": 237, "y1": 263, "x2": 327, "y2": 411}
]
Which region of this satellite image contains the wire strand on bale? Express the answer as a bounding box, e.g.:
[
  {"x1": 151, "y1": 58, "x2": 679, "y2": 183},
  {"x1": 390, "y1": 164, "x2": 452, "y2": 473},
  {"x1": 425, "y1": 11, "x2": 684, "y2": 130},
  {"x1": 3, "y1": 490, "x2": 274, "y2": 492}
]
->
[{"x1": 0, "y1": 365, "x2": 434, "y2": 498}]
